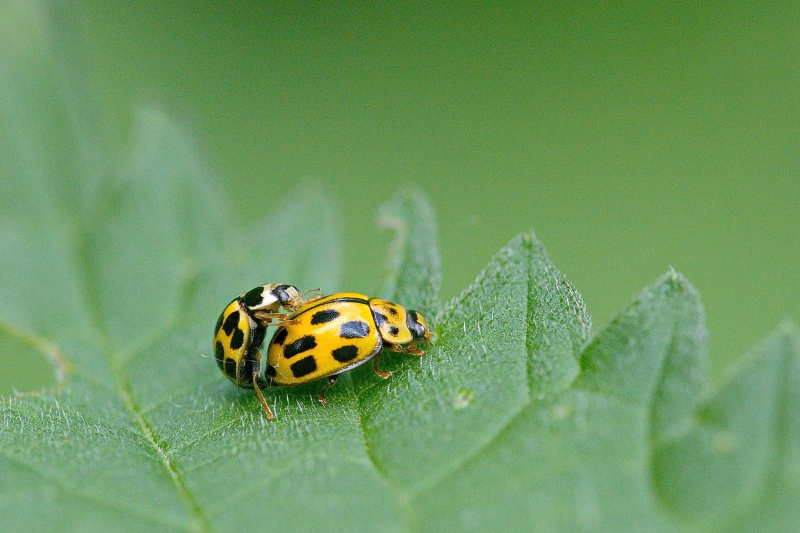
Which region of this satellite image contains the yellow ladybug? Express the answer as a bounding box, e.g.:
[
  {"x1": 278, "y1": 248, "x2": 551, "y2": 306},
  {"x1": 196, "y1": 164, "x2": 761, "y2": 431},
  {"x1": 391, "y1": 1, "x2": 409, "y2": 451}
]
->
[
  {"x1": 265, "y1": 292, "x2": 433, "y2": 406},
  {"x1": 213, "y1": 283, "x2": 319, "y2": 419}
]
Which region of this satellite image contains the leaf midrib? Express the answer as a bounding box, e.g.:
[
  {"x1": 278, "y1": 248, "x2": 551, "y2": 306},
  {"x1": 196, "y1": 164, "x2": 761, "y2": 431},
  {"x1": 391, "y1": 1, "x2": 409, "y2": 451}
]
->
[
  {"x1": 111, "y1": 365, "x2": 211, "y2": 533},
  {"x1": 73, "y1": 230, "x2": 212, "y2": 533}
]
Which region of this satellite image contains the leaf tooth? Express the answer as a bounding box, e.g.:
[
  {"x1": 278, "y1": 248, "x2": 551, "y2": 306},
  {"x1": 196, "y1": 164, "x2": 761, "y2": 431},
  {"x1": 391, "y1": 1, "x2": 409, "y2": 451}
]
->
[
  {"x1": 575, "y1": 269, "x2": 708, "y2": 414},
  {"x1": 651, "y1": 321, "x2": 800, "y2": 529}
]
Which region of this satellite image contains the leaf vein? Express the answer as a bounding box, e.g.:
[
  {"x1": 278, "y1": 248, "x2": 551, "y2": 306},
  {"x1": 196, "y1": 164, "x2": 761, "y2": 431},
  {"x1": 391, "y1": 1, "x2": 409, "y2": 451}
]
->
[
  {"x1": 0, "y1": 453, "x2": 195, "y2": 531},
  {"x1": 73, "y1": 238, "x2": 213, "y2": 533}
]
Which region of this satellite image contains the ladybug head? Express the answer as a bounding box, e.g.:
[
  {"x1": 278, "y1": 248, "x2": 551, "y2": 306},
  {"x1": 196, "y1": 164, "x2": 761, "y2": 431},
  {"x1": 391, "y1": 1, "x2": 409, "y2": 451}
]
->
[
  {"x1": 406, "y1": 310, "x2": 432, "y2": 342},
  {"x1": 271, "y1": 284, "x2": 303, "y2": 310}
]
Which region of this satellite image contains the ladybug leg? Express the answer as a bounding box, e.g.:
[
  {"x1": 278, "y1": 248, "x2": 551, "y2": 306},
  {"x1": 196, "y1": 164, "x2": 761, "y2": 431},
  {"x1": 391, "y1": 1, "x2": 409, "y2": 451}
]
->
[
  {"x1": 252, "y1": 371, "x2": 275, "y2": 421},
  {"x1": 384, "y1": 343, "x2": 425, "y2": 357},
  {"x1": 252, "y1": 311, "x2": 299, "y2": 327},
  {"x1": 318, "y1": 375, "x2": 338, "y2": 406},
  {"x1": 269, "y1": 318, "x2": 300, "y2": 327},
  {"x1": 407, "y1": 340, "x2": 428, "y2": 355},
  {"x1": 372, "y1": 352, "x2": 393, "y2": 379}
]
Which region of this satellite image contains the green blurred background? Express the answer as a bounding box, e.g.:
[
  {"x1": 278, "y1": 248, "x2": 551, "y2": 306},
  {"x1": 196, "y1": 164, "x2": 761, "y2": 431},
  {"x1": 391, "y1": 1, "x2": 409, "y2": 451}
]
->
[{"x1": 2, "y1": 1, "x2": 798, "y2": 392}]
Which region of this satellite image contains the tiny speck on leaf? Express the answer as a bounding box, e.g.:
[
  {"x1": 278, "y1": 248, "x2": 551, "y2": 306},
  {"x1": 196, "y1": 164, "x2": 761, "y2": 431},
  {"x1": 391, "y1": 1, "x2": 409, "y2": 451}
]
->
[{"x1": 453, "y1": 389, "x2": 475, "y2": 409}]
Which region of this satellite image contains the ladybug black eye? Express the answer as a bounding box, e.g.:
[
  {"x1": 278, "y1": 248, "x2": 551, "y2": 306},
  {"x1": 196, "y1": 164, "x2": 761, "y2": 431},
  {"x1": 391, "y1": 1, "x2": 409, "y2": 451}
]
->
[
  {"x1": 273, "y1": 285, "x2": 292, "y2": 305},
  {"x1": 406, "y1": 310, "x2": 427, "y2": 339}
]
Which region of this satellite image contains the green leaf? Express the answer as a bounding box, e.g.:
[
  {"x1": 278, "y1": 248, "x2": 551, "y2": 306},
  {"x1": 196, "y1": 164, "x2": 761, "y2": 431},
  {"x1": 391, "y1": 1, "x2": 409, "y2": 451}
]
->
[
  {"x1": 410, "y1": 271, "x2": 698, "y2": 532},
  {"x1": 0, "y1": 26, "x2": 345, "y2": 527},
  {"x1": 2, "y1": 8, "x2": 798, "y2": 533},
  {"x1": 354, "y1": 230, "x2": 591, "y2": 502},
  {"x1": 653, "y1": 321, "x2": 800, "y2": 532},
  {"x1": 576, "y1": 269, "x2": 708, "y2": 443}
]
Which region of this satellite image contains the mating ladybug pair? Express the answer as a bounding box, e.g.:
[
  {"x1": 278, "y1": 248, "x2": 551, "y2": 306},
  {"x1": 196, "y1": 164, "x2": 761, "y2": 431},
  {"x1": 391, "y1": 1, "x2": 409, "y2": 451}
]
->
[{"x1": 213, "y1": 284, "x2": 433, "y2": 420}]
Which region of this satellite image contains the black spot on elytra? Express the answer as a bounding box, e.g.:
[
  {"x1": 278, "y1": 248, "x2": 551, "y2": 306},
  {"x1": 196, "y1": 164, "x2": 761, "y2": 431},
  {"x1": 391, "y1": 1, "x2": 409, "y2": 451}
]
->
[
  {"x1": 230, "y1": 328, "x2": 245, "y2": 350},
  {"x1": 224, "y1": 358, "x2": 237, "y2": 380},
  {"x1": 215, "y1": 341, "x2": 225, "y2": 369},
  {"x1": 332, "y1": 345, "x2": 359, "y2": 363},
  {"x1": 389, "y1": 326, "x2": 400, "y2": 337},
  {"x1": 291, "y1": 355, "x2": 317, "y2": 378},
  {"x1": 222, "y1": 310, "x2": 240, "y2": 335},
  {"x1": 272, "y1": 328, "x2": 288, "y2": 346},
  {"x1": 311, "y1": 308, "x2": 340, "y2": 324},
  {"x1": 340, "y1": 320, "x2": 370, "y2": 339},
  {"x1": 242, "y1": 286, "x2": 265, "y2": 308},
  {"x1": 266, "y1": 365, "x2": 276, "y2": 377},
  {"x1": 284, "y1": 335, "x2": 317, "y2": 359}
]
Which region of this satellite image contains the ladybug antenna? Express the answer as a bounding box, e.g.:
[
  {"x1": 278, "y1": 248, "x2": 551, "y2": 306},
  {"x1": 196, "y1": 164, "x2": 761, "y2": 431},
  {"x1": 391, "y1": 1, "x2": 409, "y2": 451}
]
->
[{"x1": 300, "y1": 287, "x2": 321, "y2": 298}]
